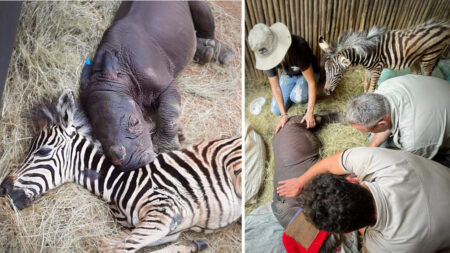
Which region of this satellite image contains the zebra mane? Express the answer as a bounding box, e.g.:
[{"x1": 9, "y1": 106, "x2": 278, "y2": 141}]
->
[
  {"x1": 331, "y1": 26, "x2": 386, "y2": 58},
  {"x1": 30, "y1": 96, "x2": 102, "y2": 152}
]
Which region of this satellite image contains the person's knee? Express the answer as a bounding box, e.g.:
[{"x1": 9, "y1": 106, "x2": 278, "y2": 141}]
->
[{"x1": 290, "y1": 79, "x2": 308, "y2": 104}]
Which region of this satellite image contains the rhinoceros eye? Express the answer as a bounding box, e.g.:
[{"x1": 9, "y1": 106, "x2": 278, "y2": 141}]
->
[{"x1": 36, "y1": 147, "x2": 52, "y2": 156}]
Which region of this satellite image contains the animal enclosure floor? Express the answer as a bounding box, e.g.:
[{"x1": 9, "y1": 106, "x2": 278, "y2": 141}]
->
[{"x1": 245, "y1": 67, "x2": 369, "y2": 214}]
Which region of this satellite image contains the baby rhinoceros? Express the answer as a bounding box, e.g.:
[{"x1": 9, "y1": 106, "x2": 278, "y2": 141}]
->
[
  {"x1": 80, "y1": 1, "x2": 235, "y2": 172},
  {"x1": 0, "y1": 92, "x2": 242, "y2": 252}
]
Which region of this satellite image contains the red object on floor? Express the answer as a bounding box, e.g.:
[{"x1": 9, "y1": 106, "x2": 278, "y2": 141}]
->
[{"x1": 282, "y1": 231, "x2": 330, "y2": 253}]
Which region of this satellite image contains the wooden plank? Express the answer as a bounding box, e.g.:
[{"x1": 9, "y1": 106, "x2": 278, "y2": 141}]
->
[
  {"x1": 313, "y1": 0, "x2": 319, "y2": 56},
  {"x1": 289, "y1": 0, "x2": 296, "y2": 33},
  {"x1": 254, "y1": 0, "x2": 264, "y2": 23},
  {"x1": 247, "y1": 0, "x2": 257, "y2": 28},
  {"x1": 326, "y1": 0, "x2": 333, "y2": 41},
  {"x1": 295, "y1": 0, "x2": 300, "y2": 35},
  {"x1": 273, "y1": 0, "x2": 281, "y2": 22},
  {"x1": 279, "y1": 0, "x2": 286, "y2": 25},
  {"x1": 285, "y1": 0, "x2": 291, "y2": 32}
]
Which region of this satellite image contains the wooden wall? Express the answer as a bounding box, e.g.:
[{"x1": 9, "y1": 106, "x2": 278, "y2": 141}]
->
[{"x1": 245, "y1": 0, "x2": 450, "y2": 81}]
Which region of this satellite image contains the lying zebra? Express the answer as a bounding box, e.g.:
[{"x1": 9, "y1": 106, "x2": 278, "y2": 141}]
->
[
  {"x1": 319, "y1": 20, "x2": 450, "y2": 95},
  {"x1": 0, "y1": 92, "x2": 242, "y2": 252}
]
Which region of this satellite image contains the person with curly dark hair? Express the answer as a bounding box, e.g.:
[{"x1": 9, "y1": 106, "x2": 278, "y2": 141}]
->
[
  {"x1": 277, "y1": 147, "x2": 450, "y2": 252},
  {"x1": 299, "y1": 173, "x2": 376, "y2": 233}
]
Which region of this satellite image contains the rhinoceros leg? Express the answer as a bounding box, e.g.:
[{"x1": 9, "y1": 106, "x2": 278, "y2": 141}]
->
[
  {"x1": 189, "y1": 1, "x2": 235, "y2": 65},
  {"x1": 152, "y1": 82, "x2": 181, "y2": 153}
]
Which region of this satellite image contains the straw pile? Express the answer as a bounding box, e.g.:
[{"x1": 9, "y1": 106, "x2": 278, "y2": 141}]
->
[
  {"x1": 245, "y1": 66, "x2": 369, "y2": 213},
  {"x1": 0, "y1": 1, "x2": 241, "y2": 252}
]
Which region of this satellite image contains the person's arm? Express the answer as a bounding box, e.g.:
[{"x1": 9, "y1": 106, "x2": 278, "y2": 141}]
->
[
  {"x1": 277, "y1": 152, "x2": 348, "y2": 197},
  {"x1": 368, "y1": 129, "x2": 391, "y2": 147},
  {"x1": 269, "y1": 76, "x2": 289, "y2": 133},
  {"x1": 300, "y1": 65, "x2": 317, "y2": 128}
]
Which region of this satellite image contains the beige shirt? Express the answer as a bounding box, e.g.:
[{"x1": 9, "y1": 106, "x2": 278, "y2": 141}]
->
[
  {"x1": 340, "y1": 147, "x2": 450, "y2": 253},
  {"x1": 376, "y1": 75, "x2": 450, "y2": 159}
]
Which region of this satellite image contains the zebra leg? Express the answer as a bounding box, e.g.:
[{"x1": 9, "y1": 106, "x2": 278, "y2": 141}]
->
[
  {"x1": 100, "y1": 212, "x2": 178, "y2": 252},
  {"x1": 109, "y1": 203, "x2": 134, "y2": 229},
  {"x1": 411, "y1": 61, "x2": 422, "y2": 74},
  {"x1": 363, "y1": 69, "x2": 370, "y2": 92},
  {"x1": 420, "y1": 56, "x2": 440, "y2": 76},
  {"x1": 368, "y1": 66, "x2": 383, "y2": 92},
  {"x1": 151, "y1": 240, "x2": 208, "y2": 253}
]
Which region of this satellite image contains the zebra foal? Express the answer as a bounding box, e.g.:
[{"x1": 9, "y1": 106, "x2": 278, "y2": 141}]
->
[
  {"x1": 319, "y1": 20, "x2": 450, "y2": 95},
  {"x1": 0, "y1": 92, "x2": 242, "y2": 252}
]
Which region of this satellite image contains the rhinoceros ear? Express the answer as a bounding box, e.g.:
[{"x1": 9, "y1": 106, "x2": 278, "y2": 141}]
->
[
  {"x1": 80, "y1": 60, "x2": 92, "y2": 90},
  {"x1": 102, "y1": 51, "x2": 120, "y2": 79}
]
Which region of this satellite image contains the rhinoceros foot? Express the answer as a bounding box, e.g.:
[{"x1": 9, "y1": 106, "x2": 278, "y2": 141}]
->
[
  {"x1": 214, "y1": 41, "x2": 235, "y2": 65},
  {"x1": 194, "y1": 38, "x2": 215, "y2": 65}
]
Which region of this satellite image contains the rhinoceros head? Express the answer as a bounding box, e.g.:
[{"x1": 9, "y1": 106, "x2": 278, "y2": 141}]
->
[{"x1": 80, "y1": 51, "x2": 157, "y2": 171}]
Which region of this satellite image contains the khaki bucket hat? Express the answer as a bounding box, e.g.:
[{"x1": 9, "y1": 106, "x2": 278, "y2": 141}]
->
[{"x1": 248, "y1": 22, "x2": 292, "y2": 71}]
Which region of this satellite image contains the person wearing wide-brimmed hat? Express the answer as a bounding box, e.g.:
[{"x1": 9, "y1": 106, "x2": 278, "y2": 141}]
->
[{"x1": 248, "y1": 23, "x2": 320, "y2": 132}]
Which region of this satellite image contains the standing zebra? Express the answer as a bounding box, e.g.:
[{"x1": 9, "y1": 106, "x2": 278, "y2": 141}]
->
[
  {"x1": 0, "y1": 92, "x2": 242, "y2": 252},
  {"x1": 319, "y1": 20, "x2": 450, "y2": 95}
]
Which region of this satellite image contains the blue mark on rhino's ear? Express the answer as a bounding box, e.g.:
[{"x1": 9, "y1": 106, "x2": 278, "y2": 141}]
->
[{"x1": 85, "y1": 58, "x2": 92, "y2": 66}]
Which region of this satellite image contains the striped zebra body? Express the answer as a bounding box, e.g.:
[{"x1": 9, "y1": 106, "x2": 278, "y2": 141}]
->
[
  {"x1": 0, "y1": 92, "x2": 241, "y2": 252},
  {"x1": 320, "y1": 20, "x2": 450, "y2": 94}
]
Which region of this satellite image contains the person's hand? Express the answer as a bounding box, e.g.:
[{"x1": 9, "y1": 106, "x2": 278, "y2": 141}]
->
[
  {"x1": 275, "y1": 114, "x2": 288, "y2": 134},
  {"x1": 301, "y1": 112, "x2": 316, "y2": 128},
  {"x1": 277, "y1": 177, "x2": 304, "y2": 197}
]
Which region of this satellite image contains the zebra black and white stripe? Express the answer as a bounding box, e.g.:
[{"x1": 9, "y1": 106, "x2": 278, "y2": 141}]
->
[
  {"x1": 0, "y1": 92, "x2": 242, "y2": 252},
  {"x1": 319, "y1": 20, "x2": 450, "y2": 94}
]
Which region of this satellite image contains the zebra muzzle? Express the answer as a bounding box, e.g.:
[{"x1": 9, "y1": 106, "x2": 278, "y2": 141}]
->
[{"x1": 0, "y1": 180, "x2": 13, "y2": 197}]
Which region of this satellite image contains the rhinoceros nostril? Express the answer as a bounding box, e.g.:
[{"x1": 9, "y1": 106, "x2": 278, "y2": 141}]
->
[{"x1": 109, "y1": 145, "x2": 126, "y2": 165}]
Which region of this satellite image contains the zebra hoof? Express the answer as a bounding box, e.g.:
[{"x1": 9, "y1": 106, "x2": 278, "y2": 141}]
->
[{"x1": 194, "y1": 240, "x2": 208, "y2": 251}]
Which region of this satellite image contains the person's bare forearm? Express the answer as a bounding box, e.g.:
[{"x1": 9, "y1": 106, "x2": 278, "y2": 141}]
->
[
  {"x1": 269, "y1": 76, "x2": 286, "y2": 115},
  {"x1": 369, "y1": 129, "x2": 391, "y2": 147},
  {"x1": 297, "y1": 152, "x2": 346, "y2": 185},
  {"x1": 277, "y1": 152, "x2": 348, "y2": 196},
  {"x1": 302, "y1": 65, "x2": 317, "y2": 114}
]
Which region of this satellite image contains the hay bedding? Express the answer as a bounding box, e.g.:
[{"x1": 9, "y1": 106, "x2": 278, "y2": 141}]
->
[
  {"x1": 245, "y1": 67, "x2": 369, "y2": 214},
  {"x1": 0, "y1": 1, "x2": 241, "y2": 252}
]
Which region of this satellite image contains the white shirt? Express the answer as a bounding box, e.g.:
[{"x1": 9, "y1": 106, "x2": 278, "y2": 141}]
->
[
  {"x1": 376, "y1": 75, "x2": 450, "y2": 158},
  {"x1": 340, "y1": 147, "x2": 450, "y2": 253}
]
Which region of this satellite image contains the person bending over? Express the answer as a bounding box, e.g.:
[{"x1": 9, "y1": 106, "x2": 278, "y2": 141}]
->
[
  {"x1": 347, "y1": 74, "x2": 450, "y2": 166},
  {"x1": 248, "y1": 22, "x2": 320, "y2": 132},
  {"x1": 277, "y1": 147, "x2": 450, "y2": 252}
]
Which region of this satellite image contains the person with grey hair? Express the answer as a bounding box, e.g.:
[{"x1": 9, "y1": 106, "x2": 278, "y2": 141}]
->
[{"x1": 347, "y1": 74, "x2": 450, "y2": 165}]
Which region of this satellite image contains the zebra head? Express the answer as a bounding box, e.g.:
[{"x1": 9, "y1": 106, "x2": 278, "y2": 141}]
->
[
  {"x1": 0, "y1": 92, "x2": 81, "y2": 209},
  {"x1": 319, "y1": 36, "x2": 351, "y2": 95}
]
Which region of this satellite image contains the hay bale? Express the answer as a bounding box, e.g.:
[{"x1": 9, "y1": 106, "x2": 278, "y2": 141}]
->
[
  {"x1": 0, "y1": 1, "x2": 241, "y2": 252},
  {"x1": 245, "y1": 66, "x2": 369, "y2": 213}
]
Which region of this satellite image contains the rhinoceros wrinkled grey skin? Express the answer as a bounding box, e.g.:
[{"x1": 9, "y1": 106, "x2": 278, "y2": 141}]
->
[{"x1": 80, "y1": 1, "x2": 233, "y2": 172}]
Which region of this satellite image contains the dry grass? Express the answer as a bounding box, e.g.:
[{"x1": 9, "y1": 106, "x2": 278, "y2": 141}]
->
[
  {"x1": 0, "y1": 1, "x2": 241, "y2": 252},
  {"x1": 245, "y1": 67, "x2": 369, "y2": 213}
]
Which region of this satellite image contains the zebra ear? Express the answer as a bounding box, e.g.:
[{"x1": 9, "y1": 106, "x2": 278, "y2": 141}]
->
[
  {"x1": 318, "y1": 36, "x2": 332, "y2": 53},
  {"x1": 57, "y1": 91, "x2": 75, "y2": 128},
  {"x1": 338, "y1": 55, "x2": 351, "y2": 68}
]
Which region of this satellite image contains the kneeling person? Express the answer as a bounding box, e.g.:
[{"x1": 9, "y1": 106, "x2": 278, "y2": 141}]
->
[{"x1": 277, "y1": 147, "x2": 450, "y2": 252}]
